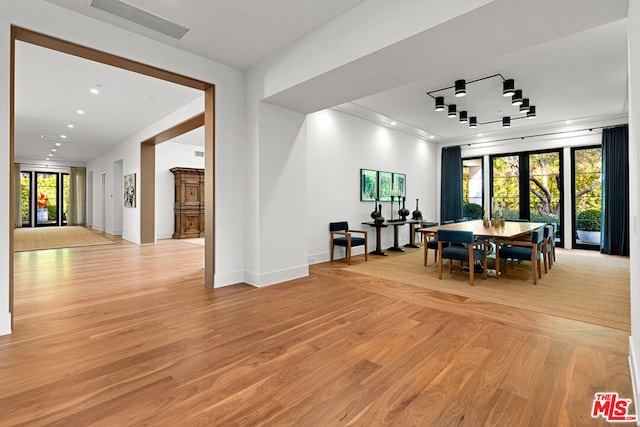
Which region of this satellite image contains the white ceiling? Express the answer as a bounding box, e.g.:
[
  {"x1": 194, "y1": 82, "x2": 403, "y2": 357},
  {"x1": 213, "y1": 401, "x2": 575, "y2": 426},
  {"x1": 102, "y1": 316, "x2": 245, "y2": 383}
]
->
[
  {"x1": 15, "y1": 0, "x2": 630, "y2": 164},
  {"x1": 341, "y1": 17, "x2": 629, "y2": 142}
]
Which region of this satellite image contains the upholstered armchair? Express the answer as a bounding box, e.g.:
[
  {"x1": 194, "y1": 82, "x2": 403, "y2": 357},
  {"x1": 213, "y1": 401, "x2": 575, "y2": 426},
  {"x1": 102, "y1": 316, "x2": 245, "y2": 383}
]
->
[
  {"x1": 437, "y1": 229, "x2": 489, "y2": 285},
  {"x1": 329, "y1": 221, "x2": 368, "y2": 265}
]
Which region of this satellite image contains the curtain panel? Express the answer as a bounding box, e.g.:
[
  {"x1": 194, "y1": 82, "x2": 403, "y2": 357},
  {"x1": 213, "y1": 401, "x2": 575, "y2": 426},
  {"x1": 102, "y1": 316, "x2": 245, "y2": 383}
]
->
[
  {"x1": 440, "y1": 145, "x2": 463, "y2": 223},
  {"x1": 68, "y1": 167, "x2": 87, "y2": 226},
  {"x1": 601, "y1": 125, "x2": 629, "y2": 256}
]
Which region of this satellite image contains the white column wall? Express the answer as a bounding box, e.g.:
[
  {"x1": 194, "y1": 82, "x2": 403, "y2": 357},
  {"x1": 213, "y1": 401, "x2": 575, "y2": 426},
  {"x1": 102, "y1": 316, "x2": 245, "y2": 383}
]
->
[
  {"x1": 627, "y1": 0, "x2": 640, "y2": 408},
  {"x1": 306, "y1": 109, "x2": 436, "y2": 264},
  {"x1": 247, "y1": 102, "x2": 308, "y2": 287}
]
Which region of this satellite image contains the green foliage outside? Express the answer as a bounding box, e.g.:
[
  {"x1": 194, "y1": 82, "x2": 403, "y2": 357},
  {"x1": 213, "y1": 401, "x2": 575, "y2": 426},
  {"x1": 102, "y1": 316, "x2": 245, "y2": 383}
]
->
[
  {"x1": 576, "y1": 209, "x2": 601, "y2": 231},
  {"x1": 20, "y1": 174, "x2": 30, "y2": 223},
  {"x1": 491, "y1": 150, "x2": 601, "y2": 230},
  {"x1": 463, "y1": 202, "x2": 483, "y2": 219}
]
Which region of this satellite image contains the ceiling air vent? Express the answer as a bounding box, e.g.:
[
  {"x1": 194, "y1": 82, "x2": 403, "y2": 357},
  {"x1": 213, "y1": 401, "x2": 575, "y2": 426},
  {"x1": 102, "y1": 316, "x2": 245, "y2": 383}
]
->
[
  {"x1": 194, "y1": 151, "x2": 204, "y2": 158},
  {"x1": 90, "y1": 0, "x2": 190, "y2": 40}
]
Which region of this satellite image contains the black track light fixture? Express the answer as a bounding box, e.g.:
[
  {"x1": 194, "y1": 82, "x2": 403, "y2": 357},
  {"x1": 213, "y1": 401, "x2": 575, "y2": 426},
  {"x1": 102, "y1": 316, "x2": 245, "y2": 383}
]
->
[
  {"x1": 503, "y1": 79, "x2": 515, "y2": 97},
  {"x1": 448, "y1": 104, "x2": 457, "y2": 118},
  {"x1": 526, "y1": 105, "x2": 537, "y2": 119},
  {"x1": 455, "y1": 79, "x2": 466, "y2": 97},
  {"x1": 511, "y1": 89, "x2": 523, "y2": 106},
  {"x1": 426, "y1": 74, "x2": 536, "y2": 130}
]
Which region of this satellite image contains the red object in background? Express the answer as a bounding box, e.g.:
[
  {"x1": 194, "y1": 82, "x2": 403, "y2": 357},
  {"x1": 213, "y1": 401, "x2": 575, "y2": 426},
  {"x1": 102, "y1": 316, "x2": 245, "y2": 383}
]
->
[{"x1": 37, "y1": 192, "x2": 48, "y2": 208}]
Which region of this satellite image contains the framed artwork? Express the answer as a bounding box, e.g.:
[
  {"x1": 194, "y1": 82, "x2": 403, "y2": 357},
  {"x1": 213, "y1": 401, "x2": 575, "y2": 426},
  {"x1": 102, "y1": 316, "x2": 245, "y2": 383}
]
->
[
  {"x1": 377, "y1": 171, "x2": 393, "y2": 202},
  {"x1": 393, "y1": 173, "x2": 406, "y2": 198},
  {"x1": 360, "y1": 169, "x2": 378, "y2": 201},
  {"x1": 124, "y1": 173, "x2": 136, "y2": 208}
]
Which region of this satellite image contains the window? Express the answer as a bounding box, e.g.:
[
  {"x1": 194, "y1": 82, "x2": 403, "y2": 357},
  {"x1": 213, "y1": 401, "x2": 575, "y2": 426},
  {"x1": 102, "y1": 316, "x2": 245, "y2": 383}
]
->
[
  {"x1": 462, "y1": 158, "x2": 483, "y2": 219},
  {"x1": 20, "y1": 172, "x2": 31, "y2": 227},
  {"x1": 572, "y1": 146, "x2": 602, "y2": 249},
  {"x1": 491, "y1": 155, "x2": 521, "y2": 219}
]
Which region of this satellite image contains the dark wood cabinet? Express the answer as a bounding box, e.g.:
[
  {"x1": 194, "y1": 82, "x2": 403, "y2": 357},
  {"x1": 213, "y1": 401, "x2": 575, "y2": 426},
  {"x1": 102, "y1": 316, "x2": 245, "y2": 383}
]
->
[{"x1": 170, "y1": 167, "x2": 205, "y2": 239}]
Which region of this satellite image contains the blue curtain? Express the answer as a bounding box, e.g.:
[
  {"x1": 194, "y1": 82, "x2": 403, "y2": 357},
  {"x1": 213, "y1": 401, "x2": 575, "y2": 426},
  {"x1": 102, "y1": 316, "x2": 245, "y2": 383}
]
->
[
  {"x1": 601, "y1": 125, "x2": 629, "y2": 256},
  {"x1": 440, "y1": 146, "x2": 463, "y2": 223}
]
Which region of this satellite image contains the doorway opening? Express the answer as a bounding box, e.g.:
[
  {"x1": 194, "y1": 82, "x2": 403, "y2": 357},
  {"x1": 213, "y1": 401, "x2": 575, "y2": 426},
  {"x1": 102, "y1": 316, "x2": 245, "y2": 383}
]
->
[{"x1": 10, "y1": 27, "x2": 216, "y2": 332}]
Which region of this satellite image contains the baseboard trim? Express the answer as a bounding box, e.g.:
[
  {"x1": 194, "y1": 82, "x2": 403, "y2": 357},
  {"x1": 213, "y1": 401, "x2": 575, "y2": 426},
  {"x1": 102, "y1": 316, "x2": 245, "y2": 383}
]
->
[
  {"x1": 629, "y1": 336, "x2": 640, "y2": 425},
  {"x1": 244, "y1": 264, "x2": 309, "y2": 288},
  {"x1": 0, "y1": 312, "x2": 12, "y2": 336},
  {"x1": 308, "y1": 247, "x2": 368, "y2": 265},
  {"x1": 214, "y1": 270, "x2": 245, "y2": 288}
]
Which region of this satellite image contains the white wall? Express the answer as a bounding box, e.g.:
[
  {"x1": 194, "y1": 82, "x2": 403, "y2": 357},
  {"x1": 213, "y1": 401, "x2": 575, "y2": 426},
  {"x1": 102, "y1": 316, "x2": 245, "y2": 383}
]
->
[
  {"x1": 307, "y1": 109, "x2": 437, "y2": 264},
  {"x1": 112, "y1": 159, "x2": 123, "y2": 235},
  {"x1": 627, "y1": 0, "x2": 640, "y2": 409},
  {"x1": 155, "y1": 141, "x2": 205, "y2": 240}
]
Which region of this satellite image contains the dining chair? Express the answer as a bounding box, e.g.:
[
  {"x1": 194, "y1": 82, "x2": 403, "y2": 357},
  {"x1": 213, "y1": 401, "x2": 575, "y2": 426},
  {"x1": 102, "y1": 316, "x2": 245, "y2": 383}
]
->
[
  {"x1": 437, "y1": 229, "x2": 489, "y2": 285},
  {"x1": 495, "y1": 227, "x2": 545, "y2": 285},
  {"x1": 543, "y1": 224, "x2": 554, "y2": 270},
  {"x1": 329, "y1": 221, "x2": 368, "y2": 265},
  {"x1": 422, "y1": 230, "x2": 439, "y2": 266}
]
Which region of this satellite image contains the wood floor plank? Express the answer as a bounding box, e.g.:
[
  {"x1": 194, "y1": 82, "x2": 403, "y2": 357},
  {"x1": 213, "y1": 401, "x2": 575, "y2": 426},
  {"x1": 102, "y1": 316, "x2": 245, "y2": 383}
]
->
[{"x1": 0, "y1": 239, "x2": 634, "y2": 426}]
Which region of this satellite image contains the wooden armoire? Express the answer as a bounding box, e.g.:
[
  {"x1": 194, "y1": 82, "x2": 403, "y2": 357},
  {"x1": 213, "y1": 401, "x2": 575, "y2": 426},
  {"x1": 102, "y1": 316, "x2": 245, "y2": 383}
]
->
[{"x1": 170, "y1": 167, "x2": 205, "y2": 239}]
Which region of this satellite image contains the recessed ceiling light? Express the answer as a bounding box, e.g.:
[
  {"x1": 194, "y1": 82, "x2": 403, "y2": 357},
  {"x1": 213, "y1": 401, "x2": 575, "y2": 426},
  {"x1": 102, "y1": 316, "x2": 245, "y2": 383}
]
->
[
  {"x1": 60, "y1": 135, "x2": 67, "y2": 139},
  {"x1": 48, "y1": 153, "x2": 53, "y2": 157},
  {"x1": 90, "y1": 88, "x2": 100, "y2": 94},
  {"x1": 430, "y1": 135, "x2": 435, "y2": 139},
  {"x1": 51, "y1": 149, "x2": 57, "y2": 152},
  {"x1": 77, "y1": 110, "x2": 84, "y2": 115},
  {"x1": 390, "y1": 121, "x2": 396, "y2": 126},
  {"x1": 67, "y1": 124, "x2": 74, "y2": 128},
  {"x1": 55, "y1": 142, "x2": 61, "y2": 146}
]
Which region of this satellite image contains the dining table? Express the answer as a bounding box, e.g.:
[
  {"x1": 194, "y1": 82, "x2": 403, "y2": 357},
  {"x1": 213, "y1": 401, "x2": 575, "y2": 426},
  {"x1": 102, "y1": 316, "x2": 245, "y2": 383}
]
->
[
  {"x1": 419, "y1": 220, "x2": 547, "y2": 275},
  {"x1": 420, "y1": 220, "x2": 547, "y2": 240}
]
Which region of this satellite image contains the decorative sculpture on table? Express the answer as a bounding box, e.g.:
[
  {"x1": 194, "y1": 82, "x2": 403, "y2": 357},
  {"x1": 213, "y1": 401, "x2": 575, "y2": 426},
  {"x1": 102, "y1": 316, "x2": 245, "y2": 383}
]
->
[
  {"x1": 375, "y1": 204, "x2": 385, "y2": 224},
  {"x1": 399, "y1": 197, "x2": 410, "y2": 220},
  {"x1": 411, "y1": 199, "x2": 422, "y2": 220},
  {"x1": 370, "y1": 200, "x2": 384, "y2": 224}
]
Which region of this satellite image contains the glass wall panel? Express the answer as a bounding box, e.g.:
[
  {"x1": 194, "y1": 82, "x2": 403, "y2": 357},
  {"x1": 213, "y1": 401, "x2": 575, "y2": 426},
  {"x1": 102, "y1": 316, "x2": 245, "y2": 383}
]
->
[
  {"x1": 573, "y1": 146, "x2": 602, "y2": 249},
  {"x1": 35, "y1": 172, "x2": 58, "y2": 226},
  {"x1": 492, "y1": 155, "x2": 520, "y2": 219}
]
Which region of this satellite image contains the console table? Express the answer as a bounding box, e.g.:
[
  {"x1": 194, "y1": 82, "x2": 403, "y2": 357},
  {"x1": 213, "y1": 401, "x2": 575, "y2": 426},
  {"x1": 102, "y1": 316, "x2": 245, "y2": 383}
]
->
[{"x1": 363, "y1": 219, "x2": 431, "y2": 255}]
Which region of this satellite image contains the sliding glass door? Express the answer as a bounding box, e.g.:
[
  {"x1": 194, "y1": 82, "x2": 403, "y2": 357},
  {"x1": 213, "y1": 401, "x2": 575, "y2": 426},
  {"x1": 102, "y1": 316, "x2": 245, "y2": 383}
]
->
[
  {"x1": 19, "y1": 171, "x2": 71, "y2": 227},
  {"x1": 35, "y1": 172, "x2": 58, "y2": 226}
]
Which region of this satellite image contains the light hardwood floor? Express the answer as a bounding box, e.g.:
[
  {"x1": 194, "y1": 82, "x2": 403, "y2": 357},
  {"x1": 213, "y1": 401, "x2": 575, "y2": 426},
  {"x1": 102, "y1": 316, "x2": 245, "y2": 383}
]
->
[{"x1": 0, "y1": 239, "x2": 634, "y2": 426}]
